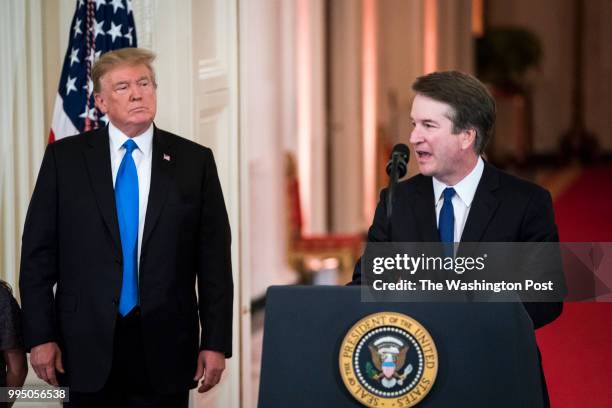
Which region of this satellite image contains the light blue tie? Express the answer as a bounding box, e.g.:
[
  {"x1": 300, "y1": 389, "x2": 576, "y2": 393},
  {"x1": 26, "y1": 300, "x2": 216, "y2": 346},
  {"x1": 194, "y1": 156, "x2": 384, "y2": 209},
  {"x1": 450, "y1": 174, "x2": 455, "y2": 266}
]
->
[
  {"x1": 439, "y1": 187, "x2": 455, "y2": 257},
  {"x1": 115, "y1": 139, "x2": 139, "y2": 316}
]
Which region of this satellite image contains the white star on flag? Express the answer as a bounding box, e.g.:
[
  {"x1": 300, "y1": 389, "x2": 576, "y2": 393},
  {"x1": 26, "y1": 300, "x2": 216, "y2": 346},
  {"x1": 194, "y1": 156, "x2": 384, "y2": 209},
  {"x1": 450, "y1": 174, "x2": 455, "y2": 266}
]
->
[
  {"x1": 83, "y1": 78, "x2": 95, "y2": 97},
  {"x1": 93, "y1": 19, "x2": 105, "y2": 40},
  {"x1": 86, "y1": 49, "x2": 102, "y2": 65},
  {"x1": 107, "y1": 22, "x2": 123, "y2": 42},
  {"x1": 126, "y1": 0, "x2": 134, "y2": 14},
  {"x1": 73, "y1": 18, "x2": 82, "y2": 39},
  {"x1": 65, "y1": 76, "x2": 78, "y2": 96},
  {"x1": 100, "y1": 114, "x2": 110, "y2": 126},
  {"x1": 94, "y1": 0, "x2": 106, "y2": 11},
  {"x1": 69, "y1": 47, "x2": 80, "y2": 67},
  {"x1": 110, "y1": 0, "x2": 125, "y2": 14},
  {"x1": 124, "y1": 27, "x2": 134, "y2": 46},
  {"x1": 78, "y1": 0, "x2": 85, "y2": 8},
  {"x1": 79, "y1": 107, "x2": 97, "y2": 121}
]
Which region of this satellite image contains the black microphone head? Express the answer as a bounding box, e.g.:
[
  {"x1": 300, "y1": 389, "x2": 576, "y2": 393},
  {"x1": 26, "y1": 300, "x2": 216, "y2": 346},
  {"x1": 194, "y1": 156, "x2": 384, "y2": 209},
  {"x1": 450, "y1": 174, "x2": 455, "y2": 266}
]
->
[
  {"x1": 392, "y1": 143, "x2": 410, "y2": 158},
  {"x1": 386, "y1": 143, "x2": 410, "y2": 178}
]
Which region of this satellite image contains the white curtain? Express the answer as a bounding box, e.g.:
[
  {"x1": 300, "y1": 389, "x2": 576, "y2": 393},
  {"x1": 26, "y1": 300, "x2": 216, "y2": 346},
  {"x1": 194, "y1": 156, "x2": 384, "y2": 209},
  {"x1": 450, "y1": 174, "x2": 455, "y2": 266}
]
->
[
  {"x1": 0, "y1": 0, "x2": 46, "y2": 295},
  {"x1": 132, "y1": 0, "x2": 155, "y2": 50}
]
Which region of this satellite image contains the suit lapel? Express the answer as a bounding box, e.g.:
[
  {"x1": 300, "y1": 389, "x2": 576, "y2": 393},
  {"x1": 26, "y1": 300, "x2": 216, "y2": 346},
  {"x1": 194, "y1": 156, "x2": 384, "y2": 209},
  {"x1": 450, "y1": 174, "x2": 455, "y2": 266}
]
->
[
  {"x1": 83, "y1": 128, "x2": 122, "y2": 256},
  {"x1": 460, "y1": 162, "x2": 500, "y2": 242},
  {"x1": 141, "y1": 127, "x2": 174, "y2": 252},
  {"x1": 414, "y1": 176, "x2": 440, "y2": 242}
]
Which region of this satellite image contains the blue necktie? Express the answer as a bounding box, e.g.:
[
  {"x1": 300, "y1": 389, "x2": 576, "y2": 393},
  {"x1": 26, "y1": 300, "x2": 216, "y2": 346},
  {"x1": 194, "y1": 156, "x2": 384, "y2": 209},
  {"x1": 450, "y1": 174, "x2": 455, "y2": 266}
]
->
[
  {"x1": 115, "y1": 139, "x2": 139, "y2": 316},
  {"x1": 439, "y1": 187, "x2": 455, "y2": 257}
]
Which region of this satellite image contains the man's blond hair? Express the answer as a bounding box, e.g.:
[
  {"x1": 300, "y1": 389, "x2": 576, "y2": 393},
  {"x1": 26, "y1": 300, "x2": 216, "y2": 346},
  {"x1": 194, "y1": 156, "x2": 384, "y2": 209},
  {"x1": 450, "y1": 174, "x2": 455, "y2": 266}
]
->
[{"x1": 92, "y1": 47, "x2": 157, "y2": 93}]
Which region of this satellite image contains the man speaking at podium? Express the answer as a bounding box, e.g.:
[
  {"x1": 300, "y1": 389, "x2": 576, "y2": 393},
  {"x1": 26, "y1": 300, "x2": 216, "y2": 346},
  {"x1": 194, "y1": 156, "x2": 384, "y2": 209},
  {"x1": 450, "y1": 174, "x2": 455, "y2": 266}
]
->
[
  {"x1": 19, "y1": 48, "x2": 233, "y2": 406},
  {"x1": 350, "y1": 71, "x2": 562, "y2": 407}
]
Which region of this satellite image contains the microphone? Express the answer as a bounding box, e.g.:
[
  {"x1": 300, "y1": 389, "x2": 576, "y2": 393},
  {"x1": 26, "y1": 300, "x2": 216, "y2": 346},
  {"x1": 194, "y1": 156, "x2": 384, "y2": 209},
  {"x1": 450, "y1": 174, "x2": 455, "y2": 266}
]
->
[
  {"x1": 385, "y1": 144, "x2": 410, "y2": 231},
  {"x1": 386, "y1": 143, "x2": 410, "y2": 179}
]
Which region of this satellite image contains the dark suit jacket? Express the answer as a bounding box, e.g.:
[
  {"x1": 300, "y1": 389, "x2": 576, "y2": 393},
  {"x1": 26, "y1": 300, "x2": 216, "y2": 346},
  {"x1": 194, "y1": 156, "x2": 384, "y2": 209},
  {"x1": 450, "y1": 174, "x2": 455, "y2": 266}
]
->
[
  {"x1": 351, "y1": 161, "x2": 563, "y2": 329},
  {"x1": 19, "y1": 126, "x2": 233, "y2": 394}
]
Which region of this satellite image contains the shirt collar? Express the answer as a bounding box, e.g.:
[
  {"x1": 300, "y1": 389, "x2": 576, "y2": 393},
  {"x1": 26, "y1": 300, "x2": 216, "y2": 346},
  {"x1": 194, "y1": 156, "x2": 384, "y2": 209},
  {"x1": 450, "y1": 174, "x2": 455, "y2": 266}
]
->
[
  {"x1": 108, "y1": 122, "x2": 154, "y2": 157},
  {"x1": 432, "y1": 156, "x2": 484, "y2": 207}
]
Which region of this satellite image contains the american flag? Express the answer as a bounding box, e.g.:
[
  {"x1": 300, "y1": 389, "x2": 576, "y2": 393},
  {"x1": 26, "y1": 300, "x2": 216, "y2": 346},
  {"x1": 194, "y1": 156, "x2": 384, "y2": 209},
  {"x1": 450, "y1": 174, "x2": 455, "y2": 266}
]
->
[{"x1": 49, "y1": 0, "x2": 137, "y2": 142}]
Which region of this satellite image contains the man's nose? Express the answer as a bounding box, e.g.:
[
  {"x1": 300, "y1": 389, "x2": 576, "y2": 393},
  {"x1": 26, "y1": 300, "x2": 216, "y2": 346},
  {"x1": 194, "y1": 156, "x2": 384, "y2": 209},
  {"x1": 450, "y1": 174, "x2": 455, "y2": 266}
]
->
[
  {"x1": 129, "y1": 84, "x2": 142, "y2": 100},
  {"x1": 409, "y1": 128, "x2": 422, "y2": 144}
]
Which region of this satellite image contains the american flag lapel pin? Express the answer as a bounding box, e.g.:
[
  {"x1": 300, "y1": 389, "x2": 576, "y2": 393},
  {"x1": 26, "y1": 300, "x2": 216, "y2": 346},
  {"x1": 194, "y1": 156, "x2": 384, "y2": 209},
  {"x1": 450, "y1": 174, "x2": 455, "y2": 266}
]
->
[{"x1": 163, "y1": 153, "x2": 171, "y2": 162}]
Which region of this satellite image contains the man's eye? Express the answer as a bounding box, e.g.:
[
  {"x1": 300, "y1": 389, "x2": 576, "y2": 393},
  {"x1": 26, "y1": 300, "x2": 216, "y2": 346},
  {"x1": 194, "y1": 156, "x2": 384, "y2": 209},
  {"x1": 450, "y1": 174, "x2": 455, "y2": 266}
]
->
[
  {"x1": 139, "y1": 80, "x2": 150, "y2": 87},
  {"x1": 116, "y1": 85, "x2": 128, "y2": 91}
]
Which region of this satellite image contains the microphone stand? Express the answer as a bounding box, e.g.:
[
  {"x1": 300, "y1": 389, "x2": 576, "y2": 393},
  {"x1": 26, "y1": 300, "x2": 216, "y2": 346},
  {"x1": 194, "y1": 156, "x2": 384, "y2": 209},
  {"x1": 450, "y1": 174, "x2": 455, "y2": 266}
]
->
[{"x1": 386, "y1": 153, "x2": 401, "y2": 237}]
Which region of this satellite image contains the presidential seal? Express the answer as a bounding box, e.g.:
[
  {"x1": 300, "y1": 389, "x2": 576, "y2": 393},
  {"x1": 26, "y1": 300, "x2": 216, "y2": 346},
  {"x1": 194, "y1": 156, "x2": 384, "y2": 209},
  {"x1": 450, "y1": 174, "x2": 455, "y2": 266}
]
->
[{"x1": 339, "y1": 312, "x2": 438, "y2": 407}]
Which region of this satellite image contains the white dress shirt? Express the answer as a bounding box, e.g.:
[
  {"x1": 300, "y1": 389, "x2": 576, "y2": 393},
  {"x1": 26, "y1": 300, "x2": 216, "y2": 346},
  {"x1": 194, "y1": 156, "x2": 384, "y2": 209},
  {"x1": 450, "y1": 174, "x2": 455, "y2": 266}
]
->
[
  {"x1": 432, "y1": 157, "x2": 484, "y2": 242},
  {"x1": 108, "y1": 122, "x2": 153, "y2": 272}
]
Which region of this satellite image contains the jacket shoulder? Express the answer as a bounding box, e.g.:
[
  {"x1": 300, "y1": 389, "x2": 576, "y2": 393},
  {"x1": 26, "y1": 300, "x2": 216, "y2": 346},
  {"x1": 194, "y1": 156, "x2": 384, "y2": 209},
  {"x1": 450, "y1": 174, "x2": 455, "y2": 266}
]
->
[
  {"x1": 493, "y1": 165, "x2": 552, "y2": 202},
  {"x1": 392, "y1": 173, "x2": 430, "y2": 198},
  {"x1": 50, "y1": 129, "x2": 101, "y2": 151},
  {"x1": 156, "y1": 128, "x2": 212, "y2": 156},
  {"x1": 398, "y1": 173, "x2": 428, "y2": 190},
  {"x1": 41, "y1": 131, "x2": 106, "y2": 170}
]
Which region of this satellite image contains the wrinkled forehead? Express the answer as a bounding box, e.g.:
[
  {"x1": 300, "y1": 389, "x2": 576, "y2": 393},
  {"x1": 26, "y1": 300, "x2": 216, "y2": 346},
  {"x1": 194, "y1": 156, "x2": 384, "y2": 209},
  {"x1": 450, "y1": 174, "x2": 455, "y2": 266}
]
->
[
  {"x1": 100, "y1": 63, "x2": 154, "y2": 86},
  {"x1": 410, "y1": 94, "x2": 455, "y2": 122}
]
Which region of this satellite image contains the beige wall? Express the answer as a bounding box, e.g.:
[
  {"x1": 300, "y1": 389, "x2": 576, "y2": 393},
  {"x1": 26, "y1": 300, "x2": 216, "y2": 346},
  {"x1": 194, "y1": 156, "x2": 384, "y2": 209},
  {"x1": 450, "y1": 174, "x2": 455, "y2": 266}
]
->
[
  {"x1": 0, "y1": 0, "x2": 46, "y2": 295},
  {"x1": 241, "y1": 0, "x2": 298, "y2": 299},
  {"x1": 328, "y1": 0, "x2": 364, "y2": 232}
]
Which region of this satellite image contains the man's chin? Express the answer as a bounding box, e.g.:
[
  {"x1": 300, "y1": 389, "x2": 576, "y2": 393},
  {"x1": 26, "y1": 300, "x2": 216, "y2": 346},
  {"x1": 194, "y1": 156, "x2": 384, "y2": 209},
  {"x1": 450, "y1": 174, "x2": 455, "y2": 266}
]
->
[
  {"x1": 129, "y1": 112, "x2": 153, "y2": 121},
  {"x1": 128, "y1": 117, "x2": 154, "y2": 129},
  {"x1": 417, "y1": 165, "x2": 434, "y2": 176}
]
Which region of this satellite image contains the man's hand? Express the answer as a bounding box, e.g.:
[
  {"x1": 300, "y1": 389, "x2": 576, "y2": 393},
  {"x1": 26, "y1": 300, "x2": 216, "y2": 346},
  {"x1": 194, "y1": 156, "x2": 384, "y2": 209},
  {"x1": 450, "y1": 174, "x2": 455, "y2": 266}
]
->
[
  {"x1": 193, "y1": 350, "x2": 225, "y2": 393},
  {"x1": 30, "y1": 342, "x2": 64, "y2": 386}
]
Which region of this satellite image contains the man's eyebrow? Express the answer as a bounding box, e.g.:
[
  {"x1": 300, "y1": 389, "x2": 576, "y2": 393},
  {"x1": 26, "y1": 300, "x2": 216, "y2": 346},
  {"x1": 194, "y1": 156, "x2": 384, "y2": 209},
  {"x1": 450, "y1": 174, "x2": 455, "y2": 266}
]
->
[
  {"x1": 113, "y1": 76, "x2": 150, "y2": 86},
  {"x1": 410, "y1": 117, "x2": 439, "y2": 125}
]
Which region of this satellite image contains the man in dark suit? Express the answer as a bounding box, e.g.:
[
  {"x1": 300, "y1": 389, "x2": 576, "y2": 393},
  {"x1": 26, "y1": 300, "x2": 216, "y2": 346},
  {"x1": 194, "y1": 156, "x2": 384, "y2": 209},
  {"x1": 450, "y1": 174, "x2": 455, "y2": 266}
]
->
[
  {"x1": 19, "y1": 48, "x2": 233, "y2": 407},
  {"x1": 351, "y1": 71, "x2": 562, "y2": 407}
]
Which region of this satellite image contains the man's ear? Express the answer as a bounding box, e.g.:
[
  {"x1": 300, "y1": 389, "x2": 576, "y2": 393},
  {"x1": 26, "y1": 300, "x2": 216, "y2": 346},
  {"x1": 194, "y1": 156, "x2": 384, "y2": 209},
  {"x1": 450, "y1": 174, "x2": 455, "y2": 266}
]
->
[
  {"x1": 94, "y1": 93, "x2": 107, "y2": 114},
  {"x1": 461, "y1": 128, "x2": 477, "y2": 150}
]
